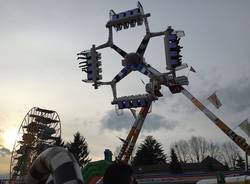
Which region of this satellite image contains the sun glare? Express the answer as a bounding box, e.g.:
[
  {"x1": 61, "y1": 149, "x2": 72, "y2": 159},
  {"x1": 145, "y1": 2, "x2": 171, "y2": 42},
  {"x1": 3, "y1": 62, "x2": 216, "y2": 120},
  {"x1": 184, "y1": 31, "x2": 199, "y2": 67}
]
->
[{"x1": 3, "y1": 128, "x2": 18, "y2": 150}]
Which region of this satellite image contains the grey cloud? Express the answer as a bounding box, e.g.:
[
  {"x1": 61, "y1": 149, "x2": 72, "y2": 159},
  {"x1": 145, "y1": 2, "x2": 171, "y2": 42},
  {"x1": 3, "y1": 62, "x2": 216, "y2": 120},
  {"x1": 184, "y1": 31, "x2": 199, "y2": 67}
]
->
[
  {"x1": 156, "y1": 68, "x2": 224, "y2": 115},
  {"x1": 100, "y1": 110, "x2": 178, "y2": 132},
  {"x1": 100, "y1": 110, "x2": 135, "y2": 131},
  {"x1": 158, "y1": 74, "x2": 250, "y2": 115},
  {"x1": 0, "y1": 145, "x2": 11, "y2": 157},
  {"x1": 144, "y1": 113, "x2": 178, "y2": 132},
  {"x1": 158, "y1": 92, "x2": 198, "y2": 115},
  {"x1": 219, "y1": 77, "x2": 250, "y2": 113},
  {"x1": 188, "y1": 128, "x2": 195, "y2": 133}
]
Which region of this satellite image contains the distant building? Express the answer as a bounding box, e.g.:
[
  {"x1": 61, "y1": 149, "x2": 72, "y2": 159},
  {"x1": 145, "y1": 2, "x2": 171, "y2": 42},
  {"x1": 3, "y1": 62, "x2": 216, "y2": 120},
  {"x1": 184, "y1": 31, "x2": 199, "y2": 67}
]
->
[
  {"x1": 180, "y1": 156, "x2": 227, "y2": 172},
  {"x1": 134, "y1": 156, "x2": 227, "y2": 174}
]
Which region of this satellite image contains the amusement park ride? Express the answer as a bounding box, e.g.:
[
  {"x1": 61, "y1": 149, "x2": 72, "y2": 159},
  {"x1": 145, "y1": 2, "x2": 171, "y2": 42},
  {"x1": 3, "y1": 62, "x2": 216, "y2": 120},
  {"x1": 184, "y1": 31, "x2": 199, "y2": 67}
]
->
[
  {"x1": 9, "y1": 2, "x2": 250, "y2": 184},
  {"x1": 77, "y1": 2, "x2": 250, "y2": 164},
  {"x1": 9, "y1": 107, "x2": 61, "y2": 181}
]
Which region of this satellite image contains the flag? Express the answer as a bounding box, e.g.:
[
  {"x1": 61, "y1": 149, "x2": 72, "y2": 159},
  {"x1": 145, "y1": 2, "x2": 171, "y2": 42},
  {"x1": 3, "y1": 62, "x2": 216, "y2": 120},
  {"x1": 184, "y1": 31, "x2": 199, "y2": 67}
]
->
[
  {"x1": 141, "y1": 79, "x2": 145, "y2": 85},
  {"x1": 207, "y1": 92, "x2": 222, "y2": 109},
  {"x1": 190, "y1": 66, "x2": 196, "y2": 73},
  {"x1": 239, "y1": 119, "x2": 250, "y2": 137},
  {"x1": 117, "y1": 136, "x2": 127, "y2": 143},
  {"x1": 130, "y1": 109, "x2": 137, "y2": 119}
]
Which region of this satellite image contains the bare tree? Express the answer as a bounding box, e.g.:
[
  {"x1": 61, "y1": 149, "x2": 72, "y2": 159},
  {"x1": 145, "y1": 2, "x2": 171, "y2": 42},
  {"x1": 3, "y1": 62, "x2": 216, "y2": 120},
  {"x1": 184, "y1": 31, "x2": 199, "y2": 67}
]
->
[
  {"x1": 189, "y1": 136, "x2": 208, "y2": 163},
  {"x1": 207, "y1": 141, "x2": 221, "y2": 160},
  {"x1": 220, "y1": 141, "x2": 240, "y2": 169},
  {"x1": 180, "y1": 140, "x2": 192, "y2": 163},
  {"x1": 199, "y1": 136, "x2": 208, "y2": 160},
  {"x1": 171, "y1": 136, "x2": 243, "y2": 167},
  {"x1": 173, "y1": 136, "x2": 209, "y2": 163},
  {"x1": 171, "y1": 143, "x2": 182, "y2": 162},
  {"x1": 171, "y1": 140, "x2": 190, "y2": 163},
  {"x1": 189, "y1": 137, "x2": 200, "y2": 162}
]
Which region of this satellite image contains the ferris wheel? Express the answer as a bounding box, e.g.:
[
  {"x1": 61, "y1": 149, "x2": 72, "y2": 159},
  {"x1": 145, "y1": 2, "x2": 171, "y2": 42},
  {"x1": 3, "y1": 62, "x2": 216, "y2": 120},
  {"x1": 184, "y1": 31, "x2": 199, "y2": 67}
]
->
[{"x1": 9, "y1": 107, "x2": 61, "y2": 181}]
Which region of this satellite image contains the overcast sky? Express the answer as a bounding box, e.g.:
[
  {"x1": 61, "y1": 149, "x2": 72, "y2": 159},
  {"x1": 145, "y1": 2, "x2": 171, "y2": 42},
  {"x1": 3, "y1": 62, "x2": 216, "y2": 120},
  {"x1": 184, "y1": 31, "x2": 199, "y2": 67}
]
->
[{"x1": 0, "y1": 0, "x2": 250, "y2": 175}]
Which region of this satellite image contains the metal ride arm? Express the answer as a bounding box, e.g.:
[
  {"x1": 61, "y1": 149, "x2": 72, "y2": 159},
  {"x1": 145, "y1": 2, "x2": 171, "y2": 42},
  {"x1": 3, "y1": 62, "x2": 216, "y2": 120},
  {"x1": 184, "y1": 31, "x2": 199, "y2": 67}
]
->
[
  {"x1": 95, "y1": 105, "x2": 150, "y2": 184},
  {"x1": 116, "y1": 103, "x2": 151, "y2": 163},
  {"x1": 111, "y1": 44, "x2": 127, "y2": 58},
  {"x1": 123, "y1": 103, "x2": 151, "y2": 162},
  {"x1": 181, "y1": 87, "x2": 250, "y2": 155},
  {"x1": 94, "y1": 106, "x2": 150, "y2": 184}
]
